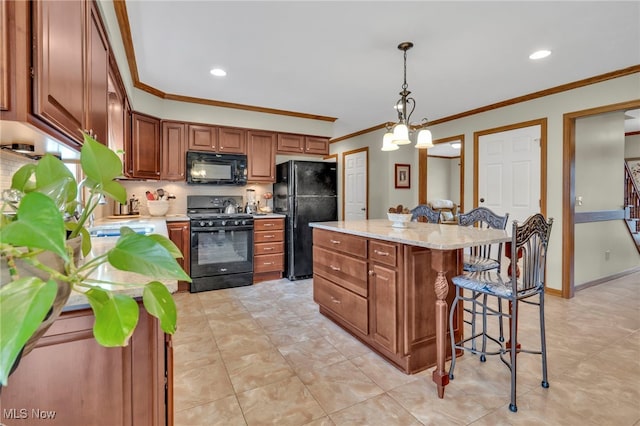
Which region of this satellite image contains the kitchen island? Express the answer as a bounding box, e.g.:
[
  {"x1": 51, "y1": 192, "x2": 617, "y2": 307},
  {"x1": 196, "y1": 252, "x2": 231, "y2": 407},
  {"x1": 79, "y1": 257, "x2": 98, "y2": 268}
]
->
[
  {"x1": 310, "y1": 219, "x2": 509, "y2": 399},
  {"x1": 1, "y1": 217, "x2": 178, "y2": 426}
]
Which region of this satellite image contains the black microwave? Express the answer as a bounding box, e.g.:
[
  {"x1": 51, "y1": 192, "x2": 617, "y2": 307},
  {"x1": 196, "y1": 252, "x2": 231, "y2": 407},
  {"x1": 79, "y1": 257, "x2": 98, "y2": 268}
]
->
[{"x1": 186, "y1": 151, "x2": 248, "y2": 185}]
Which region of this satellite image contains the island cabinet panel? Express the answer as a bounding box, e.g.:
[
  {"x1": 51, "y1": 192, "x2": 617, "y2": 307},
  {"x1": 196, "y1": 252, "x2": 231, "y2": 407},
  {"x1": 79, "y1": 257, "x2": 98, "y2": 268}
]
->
[
  {"x1": 253, "y1": 218, "x2": 285, "y2": 283},
  {"x1": 313, "y1": 274, "x2": 368, "y2": 335},
  {"x1": 0, "y1": 303, "x2": 170, "y2": 426},
  {"x1": 312, "y1": 228, "x2": 462, "y2": 374},
  {"x1": 313, "y1": 246, "x2": 367, "y2": 297}
]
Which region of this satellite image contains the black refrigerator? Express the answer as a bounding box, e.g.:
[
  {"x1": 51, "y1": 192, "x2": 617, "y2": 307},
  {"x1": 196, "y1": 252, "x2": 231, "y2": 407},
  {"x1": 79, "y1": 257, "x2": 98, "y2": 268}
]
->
[{"x1": 274, "y1": 160, "x2": 338, "y2": 280}]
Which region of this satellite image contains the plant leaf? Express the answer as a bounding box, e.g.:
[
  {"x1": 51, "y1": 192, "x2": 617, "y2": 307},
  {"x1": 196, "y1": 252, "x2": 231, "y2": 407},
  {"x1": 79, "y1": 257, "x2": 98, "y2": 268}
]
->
[
  {"x1": 34, "y1": 154, "x2": 77, "y2": 204},
  {"x1": 10, "y1": 163, "x2": 36, "y2": 193},
  {"x1": 148, "y1": 234, "x2": 183, "y2": 258},
  {"x1": 81, "y1": 135, "x2": 124, "y2": 184},
  {"x1": 85, "y1": 288, "x2": 139, "y2": 347},
  {"x1": 0, "y1": 277, "x2": 57, "y2": 386},
  {"x1": 107, "y1": 233, "x2": 191, "y2": 281},
  {"x1": 0, "y1": 192, "x2": 68, "y2": 261},
  {"x1": 143, "y1": 282, "x2": 177, "y2": 334},
  {"x1": 100, "y1": 180, "x2": 127, "y2": 205}
]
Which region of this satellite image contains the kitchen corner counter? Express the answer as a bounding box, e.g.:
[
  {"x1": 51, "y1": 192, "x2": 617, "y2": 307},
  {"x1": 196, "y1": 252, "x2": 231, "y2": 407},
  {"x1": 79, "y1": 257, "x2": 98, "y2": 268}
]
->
[{"x1": 65, "y1": 217, "x2": 178, "y2": 310}]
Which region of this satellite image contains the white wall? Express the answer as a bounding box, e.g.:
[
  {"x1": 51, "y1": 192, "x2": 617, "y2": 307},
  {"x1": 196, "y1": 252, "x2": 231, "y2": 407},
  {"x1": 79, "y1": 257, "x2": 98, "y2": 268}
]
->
[
  {"x1": 626, "y1": 133, "x2": 640, "y2": 158},
  {"x1": 427, "y1": 156, "x2": 460, "y2": 205},
  {"x1": 330, "y1": 73, "x2": 640, "y2": 292}
]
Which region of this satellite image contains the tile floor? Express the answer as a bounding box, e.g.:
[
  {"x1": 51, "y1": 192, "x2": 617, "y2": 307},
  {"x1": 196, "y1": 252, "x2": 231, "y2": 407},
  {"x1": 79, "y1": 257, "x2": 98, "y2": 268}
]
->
[{"x1": 172, "y1": 272, "x2": 640, "y2": 425}]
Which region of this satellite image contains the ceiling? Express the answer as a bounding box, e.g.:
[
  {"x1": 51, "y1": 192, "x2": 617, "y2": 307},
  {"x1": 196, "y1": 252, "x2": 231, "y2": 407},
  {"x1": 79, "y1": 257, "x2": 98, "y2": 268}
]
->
[{"x1": 123, "y1": 1, "x2": 639, "y2": 139}]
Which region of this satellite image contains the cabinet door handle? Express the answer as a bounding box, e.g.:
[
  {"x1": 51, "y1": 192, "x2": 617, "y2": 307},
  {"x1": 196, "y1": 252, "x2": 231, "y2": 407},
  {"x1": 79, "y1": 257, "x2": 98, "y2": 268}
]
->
[
  {"x1": 374, "y1": 250, "x2": 389, "y2": 256},
  {"x1": 329, "y1": 265, "x2": 341, "y2": 271},
  {"x1": 329, "y1": 239, "x2": 341, "y2": 245},
  {"x1": 330, "y1": 297, "x2": 341, "y2": 304},
  {"x1": 368, "y1": 270, "x2": 375, "y2": 276}
]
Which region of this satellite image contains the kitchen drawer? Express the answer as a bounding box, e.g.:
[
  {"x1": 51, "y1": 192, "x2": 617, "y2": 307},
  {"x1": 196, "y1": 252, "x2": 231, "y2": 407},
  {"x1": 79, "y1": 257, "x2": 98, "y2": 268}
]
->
[
  {"x1": 313, "y1": 229, "x2": 366, "y2": 258},
  {"x1": 313, "y1": 275, "x2": 368, "y2": 335},
  {"x1": 254, "y1": 229, "x2": 284, "y2": 243},
  {"x1": 369, "y1": 240, "x2": 398, "y2": 268},
  {"x1": 254, "y1": 253, "x2": 284, "y2": 273},
  {"x1": 313, "y1": 246, "x2": 367, "y2": 297},
  {"x1": 254, "y1": 218, "x2": 284, "y2": 231},
  {"x1": 254, "y1": 241, "x2": 284, "y2": 256}
]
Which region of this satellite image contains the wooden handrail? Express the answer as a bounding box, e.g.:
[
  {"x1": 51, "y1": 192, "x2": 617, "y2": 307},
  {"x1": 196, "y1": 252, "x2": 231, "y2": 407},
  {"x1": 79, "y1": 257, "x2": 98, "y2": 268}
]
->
[{"x1": 624, "y1": 161, "x2": 639, "y2": 221}]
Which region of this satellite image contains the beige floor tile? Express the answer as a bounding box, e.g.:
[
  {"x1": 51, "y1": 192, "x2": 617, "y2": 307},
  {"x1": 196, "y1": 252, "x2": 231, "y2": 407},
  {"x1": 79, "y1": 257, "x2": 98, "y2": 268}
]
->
[
  {"x1": 298, "y1": 359, "x2": 384, "y2": 414},
  {"x1": 278, "y1": 336, "x2": 347, "y2": 373},
  {"x1": 349, "y1": 352, "x2": 420, "y2": 391},
  {"x1": 174, "y1": 395, "x2": 247, "y2": 426},
  {"x1": 174, "y1": 353, "x2": 235, "y2": 411},
  {"x1": 172, "y1": 271, "x2": 640, "y2": 425},
  {"x1": 224, "y1": 348, "x2": 296, "y2": 393},
  {"x1": 328, "y1": 394, "x2": 422, "y2": 426},
  {"x1": 237, "y1": 376, "x2": 325, "y2": 426}
]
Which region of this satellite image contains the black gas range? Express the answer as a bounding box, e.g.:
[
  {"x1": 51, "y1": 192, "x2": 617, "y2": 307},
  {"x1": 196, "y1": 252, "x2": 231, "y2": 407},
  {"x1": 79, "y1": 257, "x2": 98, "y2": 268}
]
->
[{"x1": 187, "y1": 196, "x2": 254, "y2": 292}]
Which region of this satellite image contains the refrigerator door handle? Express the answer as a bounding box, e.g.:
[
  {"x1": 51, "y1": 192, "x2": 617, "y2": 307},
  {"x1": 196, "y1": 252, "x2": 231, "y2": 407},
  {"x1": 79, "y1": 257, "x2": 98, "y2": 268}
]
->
[{"x1": 293, "y1": 198, "x2": 298, "y2": 229}]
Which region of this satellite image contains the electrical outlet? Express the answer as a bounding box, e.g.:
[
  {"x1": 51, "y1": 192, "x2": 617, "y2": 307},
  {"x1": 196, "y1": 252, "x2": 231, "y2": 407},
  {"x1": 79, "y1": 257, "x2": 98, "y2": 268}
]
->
[
  {"x1": 605, "y1": 250, "x2": 611, "y2": 261},
  {"x1": 576, "y1": 196, "x2": 583, "y2": 206}
]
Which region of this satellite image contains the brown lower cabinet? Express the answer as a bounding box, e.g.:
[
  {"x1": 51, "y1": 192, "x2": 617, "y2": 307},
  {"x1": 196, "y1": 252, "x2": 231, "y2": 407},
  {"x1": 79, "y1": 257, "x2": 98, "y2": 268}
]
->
[
  {"x1": 312, "y1": 228, "x2": 462, "y2": 374},
  {"x1": 0, "y1": 302, "x2": 172, "y2": 426},
  {"x1": 167, "y1": 221, "x2": 191, "y2": 292},
  {"x1": 253, "y1": 218, "x2": 284, "y2": 283}
]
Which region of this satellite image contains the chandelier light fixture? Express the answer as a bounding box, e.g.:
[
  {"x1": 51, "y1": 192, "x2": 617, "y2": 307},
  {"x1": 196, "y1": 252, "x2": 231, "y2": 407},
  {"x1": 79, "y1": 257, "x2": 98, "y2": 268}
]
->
[{"x1": 381, "y1": 42, "x2": 433, "y2": 152}]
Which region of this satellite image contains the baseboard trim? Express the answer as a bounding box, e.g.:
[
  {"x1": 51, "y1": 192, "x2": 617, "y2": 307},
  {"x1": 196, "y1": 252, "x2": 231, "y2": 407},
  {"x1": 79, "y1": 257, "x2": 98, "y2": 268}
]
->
[{"x1": 575, "y1": 267, "x2": 640, "y2": 292}]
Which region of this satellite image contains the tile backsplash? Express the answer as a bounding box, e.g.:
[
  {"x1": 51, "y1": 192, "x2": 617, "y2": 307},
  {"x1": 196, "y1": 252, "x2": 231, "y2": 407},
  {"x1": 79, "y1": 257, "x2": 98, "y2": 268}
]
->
[{"x1": 0, "y1": 150, "x2": 36, "y2": 191}]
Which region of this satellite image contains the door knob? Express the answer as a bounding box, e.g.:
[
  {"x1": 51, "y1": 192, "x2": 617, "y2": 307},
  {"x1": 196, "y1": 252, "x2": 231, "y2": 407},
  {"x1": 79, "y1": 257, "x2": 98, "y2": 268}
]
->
[{"x1": 480, "y1": 198, "x2": 485, "y2": 203}]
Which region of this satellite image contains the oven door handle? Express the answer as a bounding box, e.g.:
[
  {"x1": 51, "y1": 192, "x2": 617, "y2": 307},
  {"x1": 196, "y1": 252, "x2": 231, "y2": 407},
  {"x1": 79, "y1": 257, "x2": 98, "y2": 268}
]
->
[{"x1": 192, "y1": 225, "x2": 254, "y2": 232}]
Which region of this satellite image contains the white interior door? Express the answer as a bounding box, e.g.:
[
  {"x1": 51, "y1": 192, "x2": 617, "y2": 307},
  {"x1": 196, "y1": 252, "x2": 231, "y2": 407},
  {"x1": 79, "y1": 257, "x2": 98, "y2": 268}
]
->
[
  {"x1": 478, "y1": 125, "x2": 541, "y2": 228},
  {"x1": 344, "y1": 150, "x2": 367, "y2": 220}
]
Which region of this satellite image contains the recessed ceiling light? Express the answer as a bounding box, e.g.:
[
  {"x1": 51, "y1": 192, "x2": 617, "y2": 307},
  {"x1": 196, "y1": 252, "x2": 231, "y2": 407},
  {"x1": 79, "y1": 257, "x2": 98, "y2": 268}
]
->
[
  {"x1": 529, "y1": 50, "x2": 551, "y2": 60},
  {"x1": 210, "y1": 68, "x2": 227, "y2": 77}
]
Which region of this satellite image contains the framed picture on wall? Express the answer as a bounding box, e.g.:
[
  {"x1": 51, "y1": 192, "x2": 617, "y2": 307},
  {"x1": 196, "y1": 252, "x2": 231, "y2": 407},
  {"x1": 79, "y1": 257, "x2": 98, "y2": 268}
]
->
[{"x1": 395, "y1": 163, "x2": 411, "y2": 189}]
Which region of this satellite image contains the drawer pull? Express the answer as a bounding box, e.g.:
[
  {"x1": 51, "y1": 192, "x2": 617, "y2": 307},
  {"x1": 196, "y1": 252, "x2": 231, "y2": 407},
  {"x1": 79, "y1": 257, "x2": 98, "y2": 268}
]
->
[
  {"x1": 374, "y1": 250, "x2": 389, "y2": 256},
  {"x1": 263, "y1": 223, "x2": 274, "y2": 227},
  {"x1": 263, "y1": 261, "x2": 275, "y2": 266},
  {"x1": 330, "y1": 297, "x2": 341, "y2": 304},
  {"x1": 264, "y1": 235, "x2": 275, "y2": 238},
  {"x1": 329, "y1": 265, "x2": 341, "y2": 271},
  {"x1": 264, "y1": 247, "x2": 274, "y2": 251},
  {"x1": 329, "y1": 239, "x2": 341, "y2": 244}
]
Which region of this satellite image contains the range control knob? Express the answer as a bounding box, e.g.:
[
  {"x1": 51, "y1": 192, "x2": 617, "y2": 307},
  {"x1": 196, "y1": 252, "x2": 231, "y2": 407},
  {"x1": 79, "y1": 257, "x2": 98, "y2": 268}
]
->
[
  {"x1": 199, "y1": 221, "x2": 206, "y2": 227},
  {"x1": 234, "y1": 220, "x2": 240, "y2": 226},
  {"x1": 208, "y1": 221, "x2": 214, "y2": 227},
  {"x1": 221, "y1": 220, "x2": 226, "y2": 226},
  {"x1": 241, "y1": 220, "x2": 247, "y2": 225}
]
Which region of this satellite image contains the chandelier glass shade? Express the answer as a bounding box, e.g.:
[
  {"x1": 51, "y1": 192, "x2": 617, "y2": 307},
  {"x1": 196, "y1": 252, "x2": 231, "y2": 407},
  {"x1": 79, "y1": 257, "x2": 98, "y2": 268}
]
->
[{"x1": 382, "y1": 42, "x2": 433, "y2": 151}]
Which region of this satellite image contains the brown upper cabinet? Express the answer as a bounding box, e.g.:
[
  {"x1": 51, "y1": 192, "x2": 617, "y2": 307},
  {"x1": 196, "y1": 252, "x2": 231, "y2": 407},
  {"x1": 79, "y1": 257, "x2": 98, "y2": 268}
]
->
[
  {"x1": 188, "y1": 123, "x2": 218, "y2": 152},
  {"x1": 130, "y1": 112, "x2": 161, "y2": 179},
  {"x1": 218, "y1": 126, "x2": 247, "y2": 154},
  {"x1": 161, "y1": 121, "x2": 187, "y2": 181},
  {"x1": 276, "y1": 133, "x2": 330, "y2": 155},
  {"x1": 1, "y1": 0, "x2": 10, "y2": 112},
  {"x1": 32, "y1": 0, "x2": 109, "y2": 144},
  {"x1": 247, "y1": 130, "x2": 276, "y2": 183}
]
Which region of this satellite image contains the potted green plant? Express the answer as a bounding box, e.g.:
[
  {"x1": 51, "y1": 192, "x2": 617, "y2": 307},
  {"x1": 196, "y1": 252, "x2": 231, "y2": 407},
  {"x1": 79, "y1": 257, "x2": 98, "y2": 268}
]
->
[{"x1": 0, "y1": 133, "x2": 190, "y2": 387}]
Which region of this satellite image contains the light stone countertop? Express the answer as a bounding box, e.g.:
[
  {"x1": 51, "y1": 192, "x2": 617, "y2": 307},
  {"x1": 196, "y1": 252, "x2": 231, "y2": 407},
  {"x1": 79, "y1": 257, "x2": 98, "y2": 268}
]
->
[
  {"x1": 65, "y1": 217, "x2": 178, "y2": 310},
  {"x1": 252, "y1": 213, "x2": 286, "y2": 219},
  {"x1": 309, "y1": 219, "x2": 510, "y2": 250}
]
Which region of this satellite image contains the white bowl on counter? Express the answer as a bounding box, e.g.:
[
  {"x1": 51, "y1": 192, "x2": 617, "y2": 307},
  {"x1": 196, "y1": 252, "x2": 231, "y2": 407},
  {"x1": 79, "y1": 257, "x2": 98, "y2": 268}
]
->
[
  {"x1": 147, "y1": 200, "x2": 169, "y2": 216},
  {"x1": 387, "y1": 212, "x2": 413, "y2": 228}
]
